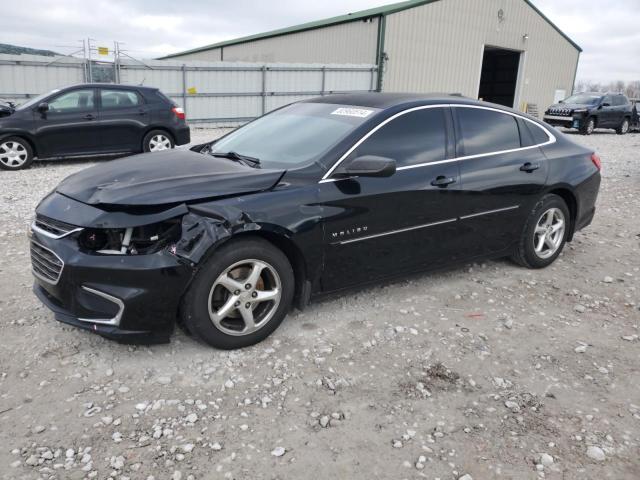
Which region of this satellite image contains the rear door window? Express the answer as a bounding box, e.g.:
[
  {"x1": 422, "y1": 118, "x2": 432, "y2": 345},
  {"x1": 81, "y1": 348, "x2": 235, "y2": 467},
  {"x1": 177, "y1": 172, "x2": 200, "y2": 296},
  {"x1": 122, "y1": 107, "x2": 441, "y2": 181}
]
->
[
  {"x1": 455, "y1": 107, "x2": 521, "y2": 156},
  {"x1": 614, "y1": 95, "x2": 628, "y2": 106},
  {"x1": 100, "y1": 89, "x2": 142, "y2": 109},
  {"x1": 524, "y1": 121, "x2": 551, "y2": 146}
]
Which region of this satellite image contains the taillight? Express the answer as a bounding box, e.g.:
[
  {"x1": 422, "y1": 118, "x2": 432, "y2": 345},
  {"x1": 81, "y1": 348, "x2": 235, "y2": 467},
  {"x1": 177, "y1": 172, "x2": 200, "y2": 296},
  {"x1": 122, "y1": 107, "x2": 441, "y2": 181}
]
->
[
  {"x1": 591, "y1": 153, "x2": 601, "y2": 171},
  {"x1": 172, "y1": 106, "x2": 185, "y2": 120}
]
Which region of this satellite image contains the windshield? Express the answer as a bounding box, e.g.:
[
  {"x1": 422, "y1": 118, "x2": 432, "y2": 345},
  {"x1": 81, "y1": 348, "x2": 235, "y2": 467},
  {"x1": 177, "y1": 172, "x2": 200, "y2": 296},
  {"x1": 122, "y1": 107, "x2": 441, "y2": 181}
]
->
[
  {"x1": 562, "y1": 93, "x2": 601, "y2": 105},
  {"x1": 210, "y1": 102, "x2": 380, "y2": 169},
  {"x1": 16, "y1": 89, "x2": 61, "y2": 110}
]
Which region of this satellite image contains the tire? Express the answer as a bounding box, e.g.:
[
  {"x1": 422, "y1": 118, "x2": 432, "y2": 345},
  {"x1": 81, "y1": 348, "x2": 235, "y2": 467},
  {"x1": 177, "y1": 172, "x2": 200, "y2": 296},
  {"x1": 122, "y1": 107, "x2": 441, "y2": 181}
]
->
[
  {"x1": 616, "y1": 117, "x2": 630, "y2": 135},
  {"x1": 511, "y1": 194, "x2": 570, "y2": 269},
  {"x1": 0, "y1": 136, "x2": 34, "y2": 170},
  {"x1": 579, "y1": 117, "x2": 595, "y2": 135},
  {"x1": 181, "y1": 238, "x2": 294, "y2": 349},
  {"x1": 142, "y1": 130, "x2": 174, "y2": 153}
]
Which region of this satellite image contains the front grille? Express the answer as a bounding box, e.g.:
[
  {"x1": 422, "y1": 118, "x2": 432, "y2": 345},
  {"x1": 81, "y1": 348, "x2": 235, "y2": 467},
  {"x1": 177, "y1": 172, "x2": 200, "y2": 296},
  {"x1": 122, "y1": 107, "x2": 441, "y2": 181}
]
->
[
  {"x1": 30, "y1": 241, "x2": 64, "y2": 284},
  {"x1": 34, "y1": 214, "x2": 81, "y2": 238},
  {"x1": 548, "y1": 108, "x2": 572, "y2": 116}
]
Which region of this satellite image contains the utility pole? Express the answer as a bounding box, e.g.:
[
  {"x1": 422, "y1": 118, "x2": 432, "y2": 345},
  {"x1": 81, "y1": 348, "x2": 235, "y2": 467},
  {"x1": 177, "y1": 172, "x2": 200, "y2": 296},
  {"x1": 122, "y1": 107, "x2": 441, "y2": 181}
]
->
[
  {"x1": 87, "y1": 38, "x2": 94, "y2": 83},
  {"x1": 82, "y1": 38, "x2": 89, "y2": 83},
  {"x1": 114, "y1": 41, "x2": 120, "y2": 84},
  {"x1": 83, "y1": 39, "x2": 88, "y2": 83}
]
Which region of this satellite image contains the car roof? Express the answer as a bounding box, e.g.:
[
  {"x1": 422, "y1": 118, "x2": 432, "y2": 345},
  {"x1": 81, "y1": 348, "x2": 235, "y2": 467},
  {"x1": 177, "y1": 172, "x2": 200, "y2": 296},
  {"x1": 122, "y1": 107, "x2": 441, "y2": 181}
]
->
[
  {"x1": 60, "y1": 83, "x2": 157, "y2": 91},
  {"x1": 304, "y1": 92, "x2": 536, "y2": 118},
  {"x1": 305, "y1": 92, "x2": 467, "y2": 109}
]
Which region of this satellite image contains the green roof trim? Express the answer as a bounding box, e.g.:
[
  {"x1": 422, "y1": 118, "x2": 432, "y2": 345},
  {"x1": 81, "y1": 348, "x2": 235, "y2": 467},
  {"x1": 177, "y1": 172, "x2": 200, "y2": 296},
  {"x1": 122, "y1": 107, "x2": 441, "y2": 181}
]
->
[
  {"x1": 159, "y1": 0, "x2": 431, "y2": 58},
  {"x1": 160, "y1": 0, "x2": 581, "y2": 59}
]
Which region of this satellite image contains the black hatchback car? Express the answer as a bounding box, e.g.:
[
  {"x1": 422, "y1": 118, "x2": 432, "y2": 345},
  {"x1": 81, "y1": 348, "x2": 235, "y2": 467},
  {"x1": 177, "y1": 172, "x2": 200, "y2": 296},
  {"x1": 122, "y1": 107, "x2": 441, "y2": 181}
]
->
[
  {"x1": 0, "y1": 84, "x2": 190, "y2": 170},
  {"x1": 30, "y1": 93, "x2": 601, "y2": 349},
  {"x1": 543, "y1": 92, "x2": 632, "y2": 135}
]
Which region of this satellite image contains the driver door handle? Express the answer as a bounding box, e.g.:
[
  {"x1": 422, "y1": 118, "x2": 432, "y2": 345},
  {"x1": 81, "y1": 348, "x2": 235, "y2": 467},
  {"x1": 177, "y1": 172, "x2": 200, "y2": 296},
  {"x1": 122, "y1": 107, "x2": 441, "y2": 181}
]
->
[
  {"x1": 431, "y1": 175, "x2": 456, "y2": 187},
  {"x1": 83, "y1": 113, "x2": 95, "y2": 120},
  {"x1": 520, "y1": 162, "x2": 540, "y2": 173}
]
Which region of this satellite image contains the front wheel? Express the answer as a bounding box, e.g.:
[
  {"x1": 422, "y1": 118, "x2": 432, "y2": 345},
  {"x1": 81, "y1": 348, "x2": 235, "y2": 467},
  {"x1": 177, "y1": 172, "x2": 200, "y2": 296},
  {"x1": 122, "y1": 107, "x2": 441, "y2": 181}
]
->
[
  {"x1": 580, "y1": 117, "x2": 595, "y2": 135},
  {"x1": 511, "y1": 194, "x2": 569, "y2": 269},
  {"x1": 143, "y1": 130, "x2": 174, "y2": 152},
  {"x1": 181, "y1": 238, "x2": 294, "y2": 349},
  {"x1": 616, "y1": 117, "x2": 630, "y2": 135},
  {"x1": 0, "y1": 137, "x2": 34, "y2": 170}
]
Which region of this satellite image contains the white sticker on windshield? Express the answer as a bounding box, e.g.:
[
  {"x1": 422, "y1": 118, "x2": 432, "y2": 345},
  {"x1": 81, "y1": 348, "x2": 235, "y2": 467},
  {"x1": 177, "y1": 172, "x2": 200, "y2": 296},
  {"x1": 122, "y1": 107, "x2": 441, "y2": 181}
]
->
[{"x1": 331, "y1": 107, "x2": 374, "y2": 118}]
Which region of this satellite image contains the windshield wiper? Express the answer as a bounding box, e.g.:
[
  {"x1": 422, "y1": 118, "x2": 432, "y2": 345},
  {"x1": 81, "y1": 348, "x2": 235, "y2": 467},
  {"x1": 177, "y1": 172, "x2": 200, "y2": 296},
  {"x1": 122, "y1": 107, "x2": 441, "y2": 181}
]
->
[{"x1": 210, "y1": 151, "x2": 261, "y2": 168}]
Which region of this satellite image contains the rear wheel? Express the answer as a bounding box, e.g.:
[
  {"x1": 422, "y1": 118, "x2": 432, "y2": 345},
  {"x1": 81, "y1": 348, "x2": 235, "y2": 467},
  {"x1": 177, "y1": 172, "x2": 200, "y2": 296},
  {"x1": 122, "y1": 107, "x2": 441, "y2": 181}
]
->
[
  {"x1": 143, "y1": 130, "x2": 174, "y2": 152},
  {"x1": 512, "y1": 194, "x2": 569, "y2": 269},
  {"x1": 580, "y1": 117, "x2": 595, "y2": 135},
  {"x1": 0, "y1": 137, "x2": 34, "y2": 170},
  {"x1": 181, "y1": 238, "x2": 294, "y2": 349},
  {"x1": 616, "y1": 117, "x2": 630, "y2": 135}
]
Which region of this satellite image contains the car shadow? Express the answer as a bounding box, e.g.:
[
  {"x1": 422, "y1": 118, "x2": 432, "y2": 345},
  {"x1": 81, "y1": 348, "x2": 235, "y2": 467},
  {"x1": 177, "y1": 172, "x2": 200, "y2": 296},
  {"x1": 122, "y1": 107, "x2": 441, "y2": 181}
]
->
[
  {"x1": 308, "y1": 256, "x2": 516, "y2": 310},
  {"x1": 561, "y1": 129, "x2": 617, "y2": 136}
]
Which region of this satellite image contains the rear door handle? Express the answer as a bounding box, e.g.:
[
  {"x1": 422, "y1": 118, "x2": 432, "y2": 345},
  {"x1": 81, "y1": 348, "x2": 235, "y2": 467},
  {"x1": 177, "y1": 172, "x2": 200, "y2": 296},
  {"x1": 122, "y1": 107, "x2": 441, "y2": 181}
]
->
[
  {"x1": 520, "y1": 162, "x2": 540, "y2": 173},
  {"x1": 84, "y1": 114, "x2": 95, "y2": 120},
  {"x1": 138, "y1": 109, "x2": 147, "y2": 115},
  {"x1": 431, "y1": 175, "x2": 456, "y2": 187}
]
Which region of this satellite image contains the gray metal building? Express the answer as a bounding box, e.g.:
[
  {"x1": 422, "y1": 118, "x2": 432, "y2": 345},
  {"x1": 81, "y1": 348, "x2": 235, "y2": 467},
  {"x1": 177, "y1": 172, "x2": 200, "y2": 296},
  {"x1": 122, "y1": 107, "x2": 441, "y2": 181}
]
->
[{"x1": 162, "y1": 0, "x2": 581, "y2": 115}]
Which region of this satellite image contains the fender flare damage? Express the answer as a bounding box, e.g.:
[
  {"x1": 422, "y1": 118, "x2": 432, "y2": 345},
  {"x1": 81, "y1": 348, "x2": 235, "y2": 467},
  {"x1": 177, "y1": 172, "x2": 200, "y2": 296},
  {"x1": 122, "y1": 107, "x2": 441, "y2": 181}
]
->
[
  {"x1": 173, "y1": 209, "x2": 312, "y2": 311},
  {"x1": 174, "y1": 209, "x2": 260, "y2": 264}
]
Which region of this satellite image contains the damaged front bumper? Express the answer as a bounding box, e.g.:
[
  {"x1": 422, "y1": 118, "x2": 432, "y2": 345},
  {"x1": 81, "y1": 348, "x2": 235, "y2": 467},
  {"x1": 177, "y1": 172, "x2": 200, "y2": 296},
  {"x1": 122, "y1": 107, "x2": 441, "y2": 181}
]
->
[
  {"x1": 30, "y1": 230, "x2": 195, "y2": 343},
  {"x1": 30, "y1": 193, "x2": 199, "y2": 344}
]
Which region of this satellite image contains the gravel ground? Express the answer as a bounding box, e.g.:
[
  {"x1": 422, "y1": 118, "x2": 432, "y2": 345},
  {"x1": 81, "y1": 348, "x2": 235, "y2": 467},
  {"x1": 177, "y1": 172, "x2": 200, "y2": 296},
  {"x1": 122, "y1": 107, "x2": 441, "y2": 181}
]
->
[{"x1": 0, "y1": 127, "x2": 638, "y2": 480}]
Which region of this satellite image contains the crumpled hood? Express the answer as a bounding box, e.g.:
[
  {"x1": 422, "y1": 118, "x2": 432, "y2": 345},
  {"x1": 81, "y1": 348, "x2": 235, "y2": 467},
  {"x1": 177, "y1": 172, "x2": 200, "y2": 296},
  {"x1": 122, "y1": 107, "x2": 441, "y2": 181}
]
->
[
  {"x1": 0, "y1": 103, "x2": 14, "y2": 118},
  {"x1": 56, "y1": 149, "x2": 286, "y2": 206}
]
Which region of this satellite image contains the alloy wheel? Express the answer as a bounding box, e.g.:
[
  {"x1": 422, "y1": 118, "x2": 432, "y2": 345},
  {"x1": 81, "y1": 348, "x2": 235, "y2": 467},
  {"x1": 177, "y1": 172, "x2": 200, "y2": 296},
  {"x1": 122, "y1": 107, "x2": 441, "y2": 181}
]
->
[
  {"x1": 587, "y1": 119, "x2": 595, "y2": 134},
  {"x1": 207, "y1": 259, "x2": 282, "y2": 336},
  {"x1": 621, "y1": 119, "x2": 629, "y2": 134},
  {"x1": 533, "y1": 207, "x2": 565, "y2": 259},
  {"x1": 148, "y1": 134, "x2": 171, "y2": 151},
  {"x1": 0, "y1": 141, "x2": 28, "y2": 168}
]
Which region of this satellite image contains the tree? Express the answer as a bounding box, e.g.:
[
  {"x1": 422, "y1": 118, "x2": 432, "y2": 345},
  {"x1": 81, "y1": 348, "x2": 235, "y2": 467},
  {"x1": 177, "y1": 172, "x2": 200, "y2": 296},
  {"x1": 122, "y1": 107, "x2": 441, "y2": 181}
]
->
[{"x1": 573, "y1": 79, "x2": 640, "y2": 98}]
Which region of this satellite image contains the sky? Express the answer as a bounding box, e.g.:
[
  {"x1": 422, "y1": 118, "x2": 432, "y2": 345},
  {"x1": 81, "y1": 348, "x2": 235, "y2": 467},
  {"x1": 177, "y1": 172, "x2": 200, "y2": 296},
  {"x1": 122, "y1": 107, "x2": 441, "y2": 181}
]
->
[{"x1": 2, "y1": 0, "x2": 638, "y2": 83}]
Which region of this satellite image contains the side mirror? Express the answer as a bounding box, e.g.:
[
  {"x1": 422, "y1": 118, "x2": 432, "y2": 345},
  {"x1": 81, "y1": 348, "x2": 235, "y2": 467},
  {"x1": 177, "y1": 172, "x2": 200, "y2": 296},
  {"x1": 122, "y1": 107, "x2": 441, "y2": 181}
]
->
[
  {"x1": 601, "y1": 102, "x2": 611, "y2": 107},
  {"x1": 37, "y1": 102, "x2": 49, "y2": 112},
  {"x1": 189, "y1": 140, "x2": 217, "y2": 153},
  {"x1": 336, "y1": 155, "x2": 396, "y2": 178}
]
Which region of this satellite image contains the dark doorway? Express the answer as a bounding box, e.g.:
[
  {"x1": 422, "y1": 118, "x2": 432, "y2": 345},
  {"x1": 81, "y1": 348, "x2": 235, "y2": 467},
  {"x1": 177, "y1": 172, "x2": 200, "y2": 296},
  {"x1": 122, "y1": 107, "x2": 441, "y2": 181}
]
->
[{"x1": 478, "y1": 47, "x2": 521, "y2": 107}]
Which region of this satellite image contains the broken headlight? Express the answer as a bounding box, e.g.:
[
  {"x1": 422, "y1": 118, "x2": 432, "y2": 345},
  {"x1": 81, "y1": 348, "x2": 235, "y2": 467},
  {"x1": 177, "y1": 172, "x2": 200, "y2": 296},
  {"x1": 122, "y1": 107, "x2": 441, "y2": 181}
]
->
[{"x1": 78, "y1": 218, "x2": 182, "y2": 255}]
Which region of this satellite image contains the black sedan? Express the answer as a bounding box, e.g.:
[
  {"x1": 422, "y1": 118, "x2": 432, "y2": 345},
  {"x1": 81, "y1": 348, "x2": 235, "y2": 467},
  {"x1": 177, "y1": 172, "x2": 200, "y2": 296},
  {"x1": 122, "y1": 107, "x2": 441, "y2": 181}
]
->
[
  {"x1": 0, "y1": 84, "x2": 190, "y2": 170},
  {"x1": 30, "y1": 93, "x2": 601, "y2": 349}
]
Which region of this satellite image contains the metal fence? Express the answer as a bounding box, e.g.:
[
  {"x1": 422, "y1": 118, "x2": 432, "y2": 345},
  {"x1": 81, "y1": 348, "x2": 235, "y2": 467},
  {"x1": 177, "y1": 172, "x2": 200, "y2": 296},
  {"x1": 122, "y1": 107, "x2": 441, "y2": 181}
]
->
[
  {"x1": 0, "y1": 54, "x2": 377, "y2": 126},
  {"x1": 0, "y1": 54, "x2": 86, "y2": 103}
]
